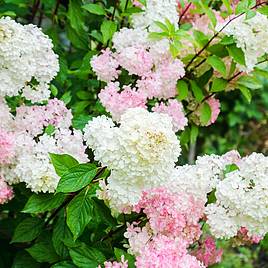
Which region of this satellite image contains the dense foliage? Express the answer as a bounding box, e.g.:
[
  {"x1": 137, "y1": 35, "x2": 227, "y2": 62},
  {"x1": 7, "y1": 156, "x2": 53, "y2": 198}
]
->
[{"x1": 0, "y1": 0, "x2": 268, "y2": 267}]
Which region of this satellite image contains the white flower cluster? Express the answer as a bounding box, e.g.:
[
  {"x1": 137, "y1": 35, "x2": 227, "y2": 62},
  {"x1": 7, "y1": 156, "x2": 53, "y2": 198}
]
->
[
  {"x1": 132, "y1": 0, "x2": 179, "y2": 31},
  {"x1": 0, "y1": 98, "x2": 88, "y2": 193},
  {"x1": 218, "y1": 12, "x2": 268, "y2": 72},
  {"x1": 167, "y1": 151, "x2": 241, "y2": 203},
  {"x1": 0, "y1": 17, "x2": 59, "y2": 101},
  {"x1": 206, "y1": 153, "x2": 268, "y2": 239},
  {"x1": 13, "y1": 130, "x2": 87, "y2": 193},
  {"x1": 84, "y1": 108, "x2": 181, "y2": 211}
]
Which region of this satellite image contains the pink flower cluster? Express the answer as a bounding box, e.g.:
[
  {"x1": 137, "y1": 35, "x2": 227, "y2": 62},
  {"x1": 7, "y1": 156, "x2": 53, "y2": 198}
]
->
[
  {"x1": 0, "y1": 176, "x2": 13, "y2": 204},
  {"x1": 235, "y1": 227, "x2": 262, "y2": 245},
  {"x1": 14, "y1": 98, "x2": 72, "y2": 136},
  {"x1": 206, "y1": 97, "x2": 221, "y2": 126},
  {"x1": 193, "y1": 236, "x2": 223, "y2": 267},
  {"x1": 134, "y1": 187, "x2": 204, "y2": 244},
  {"x1": 91, "y1": 48, "x2": 121, "y2": 82},
  {"x1": 92, "y1": 47, "x2": 188, "y2": 125},
  {"x1": 135, "y1": 235, "x2": 204, "y2": 268},
  {"x1": 153, "y1": 100, "x2": 188, "y2": 131},
  {"x1": 99, "y1": 256, "x2": 128, "y2": 268},
  {"x1": 98, "y1": 82, "x2": 147, "y2": 121},
  {"x1": 123, "y1": 187, "x2": 222, "y2": 267},
  {"x1": 0, "y1": 128, "x2": 15, "y2": 164}
]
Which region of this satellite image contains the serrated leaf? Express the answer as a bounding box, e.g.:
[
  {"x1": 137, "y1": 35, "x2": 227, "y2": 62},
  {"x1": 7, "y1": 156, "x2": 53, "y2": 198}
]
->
[
  {"x1": 193, "y1": 30, "x2": 209, "y2": 47},
  {"x1": 227, "y1": 44, "x2": 246, "y2": 66},
  {"x1": 237, "y1": 76, "x2": 262, "y2": 89},
  {"x1": 69, "y1": 243, "x2": 105, "y2": 268},
  {"x1": 211, "y1": 78, "x2": 228, "y2": 92},
  {"x1": 82, "y1": 3, "x2": 106, "y2": 15},
  {"x1": 154, "y1": 20, "x2": 169, "y2": 32},
  {"x1": 200, "y1": 102, "x2": 212, "y2": 125},
  {"x1": 26, "y1": 236, "x2": 60, "y2": 264},
  {"x1": 23, "y1": 193, "x2": 66, "y2": 214},
  {"x1": 177, "y1": 80, "x2": 188, "y2": 101},
  {"x1": 52, "y1": 212, "x2": 72, "y2": 258},
  {"x1": 66, "y1": 186, "x2": 97, "y2": 239},
  {"x1": 50, "y1": 153, "x2": 79, "y2": 177},
  {"x1": 206, "y1": 55, "x2": 226, "y2": 76},
  {"x1": 190, "y1": 80, "x2": 204, "y2": 102},
  {"x1": 238, "y1": 85, "x2": 252, "y2": 103},
  {"x1": 12, "y1": 218, "x2": 44, "y2": 243},
  {"x1": 100, "y1": 20, "x2": 117, "y2": 45},
  {"x1": 57, "y1": 163, "x2": 97, "y2": 193},
  {"x1": 72, "y1": 114, "x2": 93, "y2": 130}
]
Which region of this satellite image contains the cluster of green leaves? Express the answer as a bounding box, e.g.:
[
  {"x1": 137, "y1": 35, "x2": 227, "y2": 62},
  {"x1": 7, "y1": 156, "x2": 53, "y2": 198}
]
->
[{"x1": 3, "y1": 154, "x2": 136, "y2": 267}]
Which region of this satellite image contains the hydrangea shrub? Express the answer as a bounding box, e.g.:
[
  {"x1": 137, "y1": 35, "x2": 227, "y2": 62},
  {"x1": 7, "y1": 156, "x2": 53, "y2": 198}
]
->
[{"x1": 0, "y1": 0, "x2": 268, "y2": 267}]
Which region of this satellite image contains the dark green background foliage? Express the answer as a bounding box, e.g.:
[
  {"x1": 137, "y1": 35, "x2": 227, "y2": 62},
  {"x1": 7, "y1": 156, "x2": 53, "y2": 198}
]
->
[{"x1": 0, "y1": 0, "x2": 267, "y2": 267}]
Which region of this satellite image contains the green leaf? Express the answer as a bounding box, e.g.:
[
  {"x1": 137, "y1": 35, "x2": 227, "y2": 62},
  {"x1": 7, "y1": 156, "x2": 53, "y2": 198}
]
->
[
  {"x1": 69, "y1": 243, "x2": 106, "y2": 267},
  {"x1": 211, "y1": 78, "x2": 228, "y2": 92},
  {"x1": 220, "y1": 35, "x2": 235, "y2": 45},
  {"x1": 238, "y1": 85, "x2": 252, "y2": 103},
  {"x1": 52, "y1": 212, "x2": 72, "y2": 258},
  {"x1": 193, "y1": 30, "x2": 209, "y2": 47},
  {"x1": 51, "y1": 261, "x2": 76, "y2": 268},
  {"x1": 114, "y1": 248, "x2": 135, "y2": 268},
  {"x1": 82, "y1": 4, "x2": 106, "y2": 15},
  {"x1": 76, "y1": 90, "x2": 91, "y2": 100},
  {"x1": 237, "y1": 76, "x2": 262, "y2": 89},
  {"x1": 12, "y1": 251, "x2": 40, "y2": 268},
  {"x1": 258, "y1": 5, "x2": 268, "y2": 16},
  {"x1": 227, "y1": 44, "x2": 246, "y2": 66},
  {"x1": 190, "y1": 80, "x2": 204, "y2": 102},
  {"x1": 177, "y1": 80, "x2": 188, "y2": 101},
  {"x1": 222, "y1": 0, "x2": 232, "y2": 14},
  {"x1": 246, "y1": 9, "x2": 256, "y2": 19},
  {"x1": 66, "y1": 186, "x2": 97, "y2": 239},
  {"x1": 61, "y1": 91, "x2": 72, "y2": 105},
  {"x1": 12, "y1": 218, "x2": 43, "y2": 243},
  {"x1": 44, "y1": 124, "x2": 56, "y2": 136},
  {"x1": 67, "y1": 0, "x2": 86, "y2": 33},
  {"x1": 26, "y1": 236, "x2": 60, "y2": 264},
  {"x1": 224, "y1": 164, "x2": 239, "y2": 175},
  {"x1": 200, "y1": 102, "x2": 212, "y2": 125},
  {"x1": 50, "y1": 153, "x2": 79, "y2": 177},
  {"x1": 100, "y1": 20, "x2": 117, "y2": 45},
  {"x1": 72, "y1": 114, "x2": 92, "y2": 130},
  {"x1": 57, "y1": 163, "x2": 97, "y2": 193},
  {"x1": 23, "y1": 193, "x2": 66, "y2": 214},
  {"x1": 50, "y1": 84, "x2": 58, "y2": 97},
  {"x1": 190, "y1": 125, "x2": 199, "y2": 144},
  {"x1": 154, "y1": 20, "x2": 169, "y2": 32},
  {"x1": 206, "y1": 55, "x2": 226, "y2": 76}
]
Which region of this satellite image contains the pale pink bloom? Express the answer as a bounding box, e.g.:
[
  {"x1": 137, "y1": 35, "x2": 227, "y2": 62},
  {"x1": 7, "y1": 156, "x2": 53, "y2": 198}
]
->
[
  {"x1": 236, "y1": 227, "x2": 262, "y2": 245},
  {"x1": 135, "y1": 235, "x2": 204, "y2": 268},
  {"x1": 222, "y1": 150, "x2": 241, "y2": 165},
  {"x1": 134, "y1": 187, "x2": 204, "y2": 244},
  {"x1": 0, "y1": 128, "x2": 15, "y2": 164},
  {"x1": 137, "y1": 58, "x2": 185, "y2": 99},
  {"x1": 124, "y1": 222, "x2": 151, "y2": 255},
  {"x1": 0, "y1": 177, "x2": 14, "y2": 205},
  {"x1": 132, "y1": 0, "x2": 143, "y2": 7},
  {"x1": 15, "y1": 99, "x2": 72, "y2": 136},
  {"x1": 91, "y1": 48, "x2": 121, "y2": 82},
  {"x1": 99, "y1": 82, "x2": 147, "y2": 121},
  {"x1": 206, "y1": 97, "x2": 221, "y2": 125},
  {"x1": 117, "y1": 46, "x2": 153, "y2": 76},
  {"x1": 152, "y1": 99, "x2": 188, "y2": 131},
  {"x1": 193, "y1": 236, "x2": 223, "y2": 267},
  {"x1": 99, "y1": 256, "x2": 128, "y2": 268}
]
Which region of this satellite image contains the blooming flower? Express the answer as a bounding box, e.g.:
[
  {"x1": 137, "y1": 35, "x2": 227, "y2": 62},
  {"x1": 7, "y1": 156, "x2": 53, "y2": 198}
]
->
[{"x1": 0, "y1": 176, "x2": 13, "y2": 204}]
